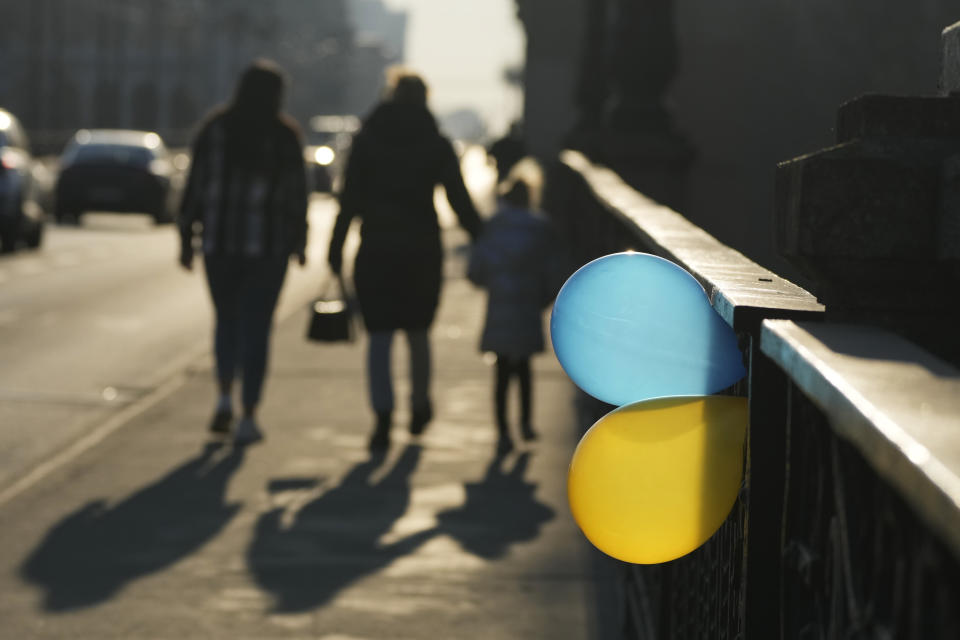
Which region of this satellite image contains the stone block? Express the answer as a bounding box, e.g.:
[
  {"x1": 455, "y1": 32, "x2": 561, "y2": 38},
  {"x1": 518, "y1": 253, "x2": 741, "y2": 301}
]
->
[
  {"x1": 837, "y1": 95, "x2": 960, "y2": 143},
  {"x1": 775, "y1": 141, "x2": 957, "y2": 313},
  {"x1": 941, "y1": 21, "x2": 960, "y2": 95},
  {"x1": 777, "y1": 147, "x2": 939, "y2": 261},
  {"x1": 940, "y1": 154, "x2": 960, "y2": 260},
  {"x1": 774, "y1": 28, "x2": 960, "y2": 360}
]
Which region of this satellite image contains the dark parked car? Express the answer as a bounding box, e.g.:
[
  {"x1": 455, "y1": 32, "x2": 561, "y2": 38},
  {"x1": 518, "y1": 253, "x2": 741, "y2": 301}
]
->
[
  {"x1": 55, "y1": 129, "x2": 175, "y2": 225},
  {"x1": 0, "y1": 108, "x2": 44, "y2": 252}
]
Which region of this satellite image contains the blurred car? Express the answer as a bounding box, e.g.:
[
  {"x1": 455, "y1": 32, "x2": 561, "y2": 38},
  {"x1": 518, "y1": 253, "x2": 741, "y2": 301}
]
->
[
  {"x1": 55, "y1": 129, "x2": 175, "y2": 225},
  {"x1": 0, "y1": 108, "x2": 44, "y2": 252},
  {"x1": 304, "y1": 145, "x2": 334, "y2": 193},
  {"x1": 304, "y1": 114, "x2": 359, "y2": 193}
]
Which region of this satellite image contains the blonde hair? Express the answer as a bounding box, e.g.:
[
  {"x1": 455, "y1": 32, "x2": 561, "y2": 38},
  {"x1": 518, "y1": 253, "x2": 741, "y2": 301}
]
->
[{"x1": 497, "y1": 157, "x2": 544, "y2": 210}]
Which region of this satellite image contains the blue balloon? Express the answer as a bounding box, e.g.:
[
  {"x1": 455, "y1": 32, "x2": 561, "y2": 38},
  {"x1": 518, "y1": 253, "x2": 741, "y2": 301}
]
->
[{"x1": 550, "y1": 252, "x2": 746, "y2": 406}]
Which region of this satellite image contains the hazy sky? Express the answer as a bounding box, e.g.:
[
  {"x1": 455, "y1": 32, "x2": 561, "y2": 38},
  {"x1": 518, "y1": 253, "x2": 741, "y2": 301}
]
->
[{"x1": 382, "y1": 0, "x2": 525, "y2": 136}]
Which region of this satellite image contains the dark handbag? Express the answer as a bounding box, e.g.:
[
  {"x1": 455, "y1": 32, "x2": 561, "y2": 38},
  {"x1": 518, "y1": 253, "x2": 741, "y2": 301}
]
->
[{"x1": 306, "y1": 274, "x2": 355, "y2": 343}]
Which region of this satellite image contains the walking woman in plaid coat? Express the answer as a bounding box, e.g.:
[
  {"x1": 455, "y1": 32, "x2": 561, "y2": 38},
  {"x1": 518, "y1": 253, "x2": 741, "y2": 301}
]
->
[{"x1": 179, "y1": 60, "x2": 308, "y2": 445}]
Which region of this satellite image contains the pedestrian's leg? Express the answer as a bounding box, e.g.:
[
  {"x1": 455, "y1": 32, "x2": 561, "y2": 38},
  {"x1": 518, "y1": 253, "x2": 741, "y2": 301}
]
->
[
  {"x1": 368, "y1": 330, "x2": 395, "y2": 414},
  {"x1": 495, "y1": 355, "x2": 510, "y2": 430},
  {"x1": 204, "y1": 255, "x2": 241, "y2": 434},
  {"x1": 406, "y1": 329, "x2": 432, "y2": 434},
  {"x1": 367, "y1": 330, "x2": 394, "y2": 450},
  {"x1": 235, "y1": 257, "x2": 287, "y2": 444},
  {"x1": 518, "y1": 357, "x2": 537, "y2": 441},
  {"x1": 495, "y1": 355, "x2": 514, "y2": 454}
]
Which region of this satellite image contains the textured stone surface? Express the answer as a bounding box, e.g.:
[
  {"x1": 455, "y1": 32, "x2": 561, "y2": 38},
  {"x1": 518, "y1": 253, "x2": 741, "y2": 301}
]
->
[
  {"x1": 777, "y1": 146, "x2": 940, "y2": 262},
  {"x1": 837, "y1": 95, "x2": 960, "y2": 142},
  {"x1": 942, "y1": 21, "x2": 960, "y2": 95},
  {"x1": 776, "y1": 95, "x2": 960, "y2": 361},
  {"x1": 941, "y1": 154, "x2": 960, "y2": 260},
  {"x1": 778, "y1": 95, "x2": 960, "y2": 299},
  {"x1": 776, "y1": 145, "x2": 960, "y2": 318}
]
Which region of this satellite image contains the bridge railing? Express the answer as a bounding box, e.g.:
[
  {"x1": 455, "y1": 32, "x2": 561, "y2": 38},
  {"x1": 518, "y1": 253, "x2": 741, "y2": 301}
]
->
[{"x1": 547, "y1": 149, "x2": 960, "y2": 639}]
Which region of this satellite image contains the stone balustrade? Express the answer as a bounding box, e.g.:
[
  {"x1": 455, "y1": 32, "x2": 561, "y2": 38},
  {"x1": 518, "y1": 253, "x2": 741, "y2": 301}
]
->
[{"x1": 546, "y1": 36, "x2": 960, "y2": 631}]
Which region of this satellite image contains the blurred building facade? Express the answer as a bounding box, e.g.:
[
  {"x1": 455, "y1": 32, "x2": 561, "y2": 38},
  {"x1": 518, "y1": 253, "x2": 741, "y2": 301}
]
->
[
  {"x1": 517, "y1": 0, "x2": 960, "y2": 273},
  {"x1": 0, "y1": 0, "x2": 404, "y2": 152},
  {"x1": 348, "y1": 0, "x2": 406, "y2": 61},
  {"x1": 345, "y1": 0, "x2": 407, "y2": 116}
]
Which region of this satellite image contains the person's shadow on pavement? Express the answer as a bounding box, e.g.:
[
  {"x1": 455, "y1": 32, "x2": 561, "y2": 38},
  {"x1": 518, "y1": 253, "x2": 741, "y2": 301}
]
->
[
  {"x1": 20, "y1": 442, "x2": 245, "y2": 611},
  {"x1": 248, "y1": 443, "x2": 428, "y2": 612},
  {"x1": 433, "y1": 452, "x2": 555, "y2": 559}
]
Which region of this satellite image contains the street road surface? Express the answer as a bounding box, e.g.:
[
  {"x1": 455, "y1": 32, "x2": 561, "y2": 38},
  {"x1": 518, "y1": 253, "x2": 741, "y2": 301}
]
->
[{"x1": 0, "y1": 199, "x2": 341, "y2": 492}]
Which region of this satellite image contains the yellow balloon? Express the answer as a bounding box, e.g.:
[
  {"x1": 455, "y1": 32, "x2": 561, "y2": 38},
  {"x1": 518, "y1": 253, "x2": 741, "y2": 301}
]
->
[{"x1": 567, "y1": 395, "x2": 747, "y2": 564}]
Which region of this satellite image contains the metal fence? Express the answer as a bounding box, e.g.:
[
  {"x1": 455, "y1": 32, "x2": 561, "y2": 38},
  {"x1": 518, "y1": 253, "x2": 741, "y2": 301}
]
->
[{"x1": 548, "y1": 151, "x2": 960, "y2": 640}]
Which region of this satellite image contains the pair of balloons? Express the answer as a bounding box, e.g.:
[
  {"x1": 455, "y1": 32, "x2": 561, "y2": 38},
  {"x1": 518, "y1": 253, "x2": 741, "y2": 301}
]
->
[{"x1": 550, "y1": 252, "x2": 747, "y2": 564}]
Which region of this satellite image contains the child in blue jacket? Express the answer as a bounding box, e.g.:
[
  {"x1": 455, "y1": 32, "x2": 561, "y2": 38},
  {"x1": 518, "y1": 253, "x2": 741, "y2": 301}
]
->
[{"x1": 468, "y1": 158, "x2": 563, "y2": 454}]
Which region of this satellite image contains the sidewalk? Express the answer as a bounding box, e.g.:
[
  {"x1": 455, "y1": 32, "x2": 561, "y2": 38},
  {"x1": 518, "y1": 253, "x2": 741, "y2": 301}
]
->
[{"x1": 0, "y1": 228, "x2": 603, "y2": 639}]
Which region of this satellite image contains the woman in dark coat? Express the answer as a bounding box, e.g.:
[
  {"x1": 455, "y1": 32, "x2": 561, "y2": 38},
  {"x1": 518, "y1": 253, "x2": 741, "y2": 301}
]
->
[
  {"x1": 179, "y1": 60, "x2": 308, "y2": 445},
  {"x1": 327, "y1": 71, "x2": 482, "y2": 451}
]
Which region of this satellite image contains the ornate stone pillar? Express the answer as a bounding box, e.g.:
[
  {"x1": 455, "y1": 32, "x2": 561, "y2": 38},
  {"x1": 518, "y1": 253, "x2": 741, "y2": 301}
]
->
[
  {"x1": 570, "y1": 0, "x2": 610, "y2": 138},
  {"x1": 515, "y1": 0, "x2": 586, "y2": 157},
  {"x1": 608, "y1": 0, "x2": 677, "y2": 133},
  {"x1": 567, "y1": 0, "x2": 694, "y2": 208}
]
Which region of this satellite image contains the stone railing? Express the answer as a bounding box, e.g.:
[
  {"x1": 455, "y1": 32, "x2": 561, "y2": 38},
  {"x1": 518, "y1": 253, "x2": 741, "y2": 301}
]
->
[{"x1": 546, "y1": 22, "x2": 960, "y2": 639}]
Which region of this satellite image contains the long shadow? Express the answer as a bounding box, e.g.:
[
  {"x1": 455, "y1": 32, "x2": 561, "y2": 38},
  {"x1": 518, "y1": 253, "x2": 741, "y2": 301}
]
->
[
  {"x1": 434, "y1": 452, "x2": 556, "y2": 559},
  {"x1": 20, "y1": 442, "x2": 245, "y2": 611},
  {"x1": 248, "y1": 448, "x2": 556, "y2": 612},
  {"x1": 248, "y1": 444, "x2": 426, "y2": 612}
]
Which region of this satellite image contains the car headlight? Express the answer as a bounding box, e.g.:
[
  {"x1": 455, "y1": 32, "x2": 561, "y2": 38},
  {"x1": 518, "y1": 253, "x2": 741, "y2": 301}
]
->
[{"x1": 313, "y1": 146, "x2": 335, "y2": 166}]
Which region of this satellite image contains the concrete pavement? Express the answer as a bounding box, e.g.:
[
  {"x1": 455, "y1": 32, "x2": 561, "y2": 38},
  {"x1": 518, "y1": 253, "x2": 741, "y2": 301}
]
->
[{"x1": 0, "y1": 226, "x2": 605, "y2": 639}]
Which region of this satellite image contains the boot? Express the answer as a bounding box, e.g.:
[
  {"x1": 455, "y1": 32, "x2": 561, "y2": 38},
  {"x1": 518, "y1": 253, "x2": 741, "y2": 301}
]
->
[
  {"x1": 520, "y1": 422, "x2": 538, "y2": 442},
  {"x1": 368, "y1": 411, "x2": 391, "y2": 452},
  {"x1": 496, "y1": 418, "x2": 513, "y2": 456},
  {"x1": 409, "y1": 402, "x2": 433, "y2": 436}
]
